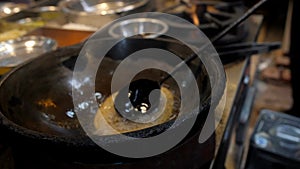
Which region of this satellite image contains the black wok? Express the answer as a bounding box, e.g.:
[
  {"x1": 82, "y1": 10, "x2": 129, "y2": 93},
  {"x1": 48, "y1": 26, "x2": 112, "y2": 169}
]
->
[{"x1": 0, "y1": 37, "x2": 218, "y2": 168}]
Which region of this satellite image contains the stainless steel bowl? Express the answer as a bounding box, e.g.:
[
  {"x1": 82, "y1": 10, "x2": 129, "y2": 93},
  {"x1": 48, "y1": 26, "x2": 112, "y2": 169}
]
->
[
  {"x1": 59, "y1": 0, "x2": 152, "y2": 28},
  {"x1": 0, "y1": 2, "x2": 27, "y2": 18},
  {"x1": 109, "y1": 18, "x2": 169, "y2": 38},
  {"x1": 0, "y1": 36, "x2": 57, "y2": 75}
]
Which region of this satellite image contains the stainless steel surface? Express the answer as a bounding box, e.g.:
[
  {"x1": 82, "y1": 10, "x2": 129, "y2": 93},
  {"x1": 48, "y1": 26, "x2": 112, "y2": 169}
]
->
[
  {"x1": 0, "y1": 36, "x2": 57, "y2": 74},
  {"x1": 0, "y1": 3, "x2": 27, "y2": 18},
  {"x1": 59, "y1": 0, "x2": 151, "y2": 28},
  {"x1": 108, "y1": 18, "x2": 169, "y2": 38}
]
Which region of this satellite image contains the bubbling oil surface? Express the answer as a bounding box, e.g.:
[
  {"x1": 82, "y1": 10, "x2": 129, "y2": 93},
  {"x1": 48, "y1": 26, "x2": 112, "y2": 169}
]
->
[
  {"x1": 93, "y1": 57, "x2": 182, "y2": 135},
  {"x1": 94, "y1": 86, "x2": 181, "y2": 135},
  {"x1": 32, "y1": 57, "x2": 181, "y2": 136}
]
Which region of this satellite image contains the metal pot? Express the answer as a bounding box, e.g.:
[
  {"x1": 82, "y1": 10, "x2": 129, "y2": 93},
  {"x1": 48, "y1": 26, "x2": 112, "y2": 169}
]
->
[{"x1": 58, "y1": 0, "x2": 153, "y2": 28}]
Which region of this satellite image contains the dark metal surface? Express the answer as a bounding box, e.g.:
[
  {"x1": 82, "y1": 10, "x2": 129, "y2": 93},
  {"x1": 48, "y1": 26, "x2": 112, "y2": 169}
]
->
[{"x1": 0, "y1": 37, "x2": 215, "y2": 168}]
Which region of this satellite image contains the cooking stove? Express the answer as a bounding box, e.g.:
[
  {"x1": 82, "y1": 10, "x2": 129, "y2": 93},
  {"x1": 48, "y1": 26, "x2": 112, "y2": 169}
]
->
[
  {"x1": 160, "y1": 0, "x2": 248, "y2": 44},
  {"x1": 0, "y1": 1, "x2": 263, "y2": 169}
]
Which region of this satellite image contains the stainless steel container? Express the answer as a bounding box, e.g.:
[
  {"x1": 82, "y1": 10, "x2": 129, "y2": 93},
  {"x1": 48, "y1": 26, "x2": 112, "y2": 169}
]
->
[
  {"x1": 58, "y1": 0, "x2": 153, "y2": 28},
  {"x1": 0, "y1": 2, "x2": 27, "y2": 18}
]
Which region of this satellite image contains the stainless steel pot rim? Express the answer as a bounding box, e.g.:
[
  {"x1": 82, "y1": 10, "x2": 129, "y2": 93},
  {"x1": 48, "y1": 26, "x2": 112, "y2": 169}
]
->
[
  {"x1": 59, "y1": 0, "x2": 149, "y2": 16},
  {"x1": 0, "y1": 36, "x2": 57, "y2": 67},
  {"x1": 0, "y1": 2, "x2": 28, "y2": 17},
  {"x1": 108, "y1": 18, "x2": 169, "y2": 38}
]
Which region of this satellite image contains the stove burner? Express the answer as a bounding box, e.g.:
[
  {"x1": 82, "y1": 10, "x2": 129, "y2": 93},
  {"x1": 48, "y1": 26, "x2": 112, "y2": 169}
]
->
[{"x1": 163, "y1": 1, "x2": 248, "y2": 44}]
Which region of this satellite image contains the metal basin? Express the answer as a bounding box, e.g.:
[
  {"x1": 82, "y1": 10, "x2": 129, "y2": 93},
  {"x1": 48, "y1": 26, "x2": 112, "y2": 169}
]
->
[
  {"x1": 59, "y1": 0, "x2": 152, "y2": 28},
  {"x1": 108, "y1": 18, "x2": 169, "y2": 38}
]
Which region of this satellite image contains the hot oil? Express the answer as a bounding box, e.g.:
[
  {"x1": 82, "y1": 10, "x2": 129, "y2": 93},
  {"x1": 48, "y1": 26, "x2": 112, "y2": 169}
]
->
[
  {"x1": 94, "y1": 57, "x2": 182, "y2": 135},
  {"x1": 32, "y1": 56, "x2": 183, "y2": 136},
  {"x1": 31, "y1": 57, "x2": 120, "y2": 136}
]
